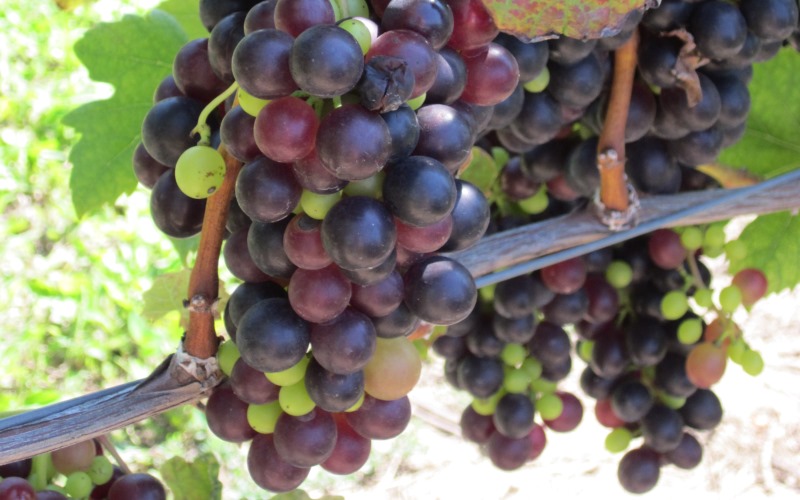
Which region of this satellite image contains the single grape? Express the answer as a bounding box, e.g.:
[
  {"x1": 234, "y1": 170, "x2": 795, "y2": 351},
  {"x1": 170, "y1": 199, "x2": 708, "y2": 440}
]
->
[
  {"x1": 605, "y1": 427, "x2": 632, "y2": 453},
  {"x1": 741, "y1": 349, "x2": 764, "y2": 376},
  {"x1": 248, "y1": 401, "x2": 283, "y2": 434},
  {"x1": 87, "y1": 456, "x2": 114, "y2": 485},
  {"x1": 605, "y1": 261, "x2": 633, "y2": 289},
  {"x1": 363, "y1": 337, "x2": 421, "y2": 400},
  {"x1": 685, "y1": 342, "x2": 727, "y2": 388},
  {"x1": 732, "y1": 268, "x2": 768, "y2": 306},
  {"x1": 500, "y1": 343, "x2": 527, "y2": 367},
  {"x1": 65, "y1": 471, "x2": 93, "y2": 499},
  {"x1": 107, "y1": 473, "x2": 166, "y2": 500},
  {"x1": 278, "y1": 379, "x2": 316, "y2": 416},
  {"x1": 503, "y1": 368, "x2": 532, "y2": 394},
  {"x1": 237, "y1": 88, "x2": 270, "y2": 116},
  {"x1": 218, "y1": 339, "x2": 241, "y2": 376},
  {"x1": 661, "y1": 290, "x2": 689, "y2": 320},
  {"x1": 680, "y1": 226, "x2": 703, "y2": 251},
  {"x1": 537, "y1": 392, "x2": 564, "y2": 420},
  {"x1": 693, "y1": 288, "x2": 713, "y2": 309},
  {"x1": 719, "y1": 285, "x2": 742, "y2": 313},
  {"x1": 51, "y1": 440, "x2": 96, "y2": 475},
  {"x1": 678, "y1": 318, "x2": 703, "y2": 345}
]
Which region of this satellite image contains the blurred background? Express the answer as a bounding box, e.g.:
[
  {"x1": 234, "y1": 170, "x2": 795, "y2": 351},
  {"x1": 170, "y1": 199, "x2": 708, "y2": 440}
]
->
[{"x1": 0, "y1": 1, "x2": 797, "y2": 498}]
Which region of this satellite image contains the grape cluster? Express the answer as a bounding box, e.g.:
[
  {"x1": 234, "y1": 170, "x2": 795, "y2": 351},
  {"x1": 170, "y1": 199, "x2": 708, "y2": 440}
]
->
[
  {"x1": 129, "y1": 0, "x2": 791, "y2": 494},
  {"x1": 0, "y1": 440, "x2": 165, "y2": 499}
]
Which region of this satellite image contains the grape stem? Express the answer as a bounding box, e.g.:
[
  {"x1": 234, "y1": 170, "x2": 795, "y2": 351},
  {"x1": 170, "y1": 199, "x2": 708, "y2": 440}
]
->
[
  {"x1": 184, "y1": 145, "x2": 243, "y2": 359},
  {"x1": 595, "y1": 30, "x2": 639, "y2": 228},
  {"x1": 190, "y1": 81, "x2": 240, "y2": 145},
  {"x1": 97, "y1": 435, "x2": 132, "y2": 474}
]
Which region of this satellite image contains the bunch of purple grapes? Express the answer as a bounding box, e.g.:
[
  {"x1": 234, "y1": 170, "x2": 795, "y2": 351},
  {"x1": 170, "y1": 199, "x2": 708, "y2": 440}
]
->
[{"x1": 0, "y1": 440, "x2": 165, "y2": 499}]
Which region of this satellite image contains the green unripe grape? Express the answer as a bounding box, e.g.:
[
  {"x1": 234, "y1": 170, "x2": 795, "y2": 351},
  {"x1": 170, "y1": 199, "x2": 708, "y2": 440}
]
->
[
  {"x1": 503, "y1": 368, "x2": 532, "y2": 394},
  {"x1": 331, "y1": 0, "x2": 370, "y2": 19},
  {"x1": 704, "y1": 224, "x2": 727, "y2": 249},
  {"x1": 300, "y1": 190, "x2": 342, "y2": 219},
  {"x1": 217, "y1": 340, "x2": 240, "y2": 377},
  {"x1": 523, "y1": 67, "x2": 550, "y2": 93},
  {"x1": 605, "y1": 261, "x2": 633, "y2": 289},
  {"x1": 266, "y1": 355, "x2": 310, "y2": 386},
  {"x1": 247, "y1": 401, "x2": 282, "y2": 434},
  {"x1": 660, "y1": 290, "x2": 689, "y2": 320},
  {"x1": 530, "y1": 377, "x2": 557, "y2": 394},
  {"x1": 518, "y1": 186, "x2": 549, "y2": 214},
  {"x1": 658, "y1": 392, "x2": 686, "y2": 409},
  {"x1": 65, "y1": 471, "x2": 93, "y2": 499},
  {"x1": 407, "y1": 92, "x2": 426, "y2": 110},
  {"x1": 346, "y1": 391, "x2": 365, "y2": 412},
  {"x1": 605, "y1": 427, "x2": 632, "y2": 453},
  {"x1": 175, "y1": 145, "x2": 226, "y2": 199},
  {"x1": 719, "y1": 285, "x2": 742, "y2": 313},
  {"x1": 237, "y1": 88, "x2": 269, "y2": 116},
  {"x1": 87, "y1": 455, "x2": 114, "y2": 485},
  {"x1": 703, "y1": 245, "x2": 724, "y2": 258},
  {"x1": 471, "y1": 391, "x2": 504, "y2": 416},
  {"x1": 338, "y1": 18, "x2": 372, "y2": 54},
  {"x1": 680, "y1": 226, "x2": 703, "y2": 251},
  {"x1": 677, "y1": 318, "x2": 703, "y2": 345},
  {"x1": 343, "y1": 172, "x2": 384, "y2": 198},
  {"x1": 279, "y1": 380, "x2": 316, "y2": 416},
  {"x1": 521, "y1": 357, "x2": 543, "y2": 380},
  {"x1": 724, "y1": 239, "x2": 747, "y2": 262},
  {"x1": 727, "y1": 339, "x2": 746, "y2": 364},
  {"x1": 537, "y1": 392, "x2": 563, "y2": 420},
  {"x1": 577, "y1": 340, "x2": 594, "y2": 363},
  {"x1": 741, "y1": 349, "x2": 764, "y2": 376},
  {"x1": 479, "y1": 283, "x2": 496, "y2": 303},
  {"x1": 501, "y1": 343, "x2": 527, "y2": 366},
  {"x1": 693, "y1": 288, "x2": 713, "y2": 309}
]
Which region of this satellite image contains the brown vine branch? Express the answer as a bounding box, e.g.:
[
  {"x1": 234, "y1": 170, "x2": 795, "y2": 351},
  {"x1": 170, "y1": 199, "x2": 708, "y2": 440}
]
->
[
  {"x1": 1, "y1": 175, "x2": 800, "y2": 463},
  {"x1": 596, "y1": 30, "x2": 639, "y2": 222},
  {"x1": 184, "y1": 145, "x2": 242, "y2": 360}
]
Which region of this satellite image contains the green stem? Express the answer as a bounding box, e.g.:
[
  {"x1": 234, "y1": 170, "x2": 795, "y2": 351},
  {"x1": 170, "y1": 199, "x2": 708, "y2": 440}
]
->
[
  {"x1": 191, "y1": 81, "x2": 240, "y2": 145},
  {"x1": 332, "y1": 95, "x2": 342, "y2": 109}
]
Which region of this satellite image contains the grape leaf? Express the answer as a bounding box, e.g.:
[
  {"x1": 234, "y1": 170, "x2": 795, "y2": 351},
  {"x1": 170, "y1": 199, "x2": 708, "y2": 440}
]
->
[
  {"x1": 157, "y1": 0, "x2": 206, "y2": 40},
  {"x1": 481, "y1": 0, "x2": 650, "y2": 41},
  {"x1": 719, "y1": 49, "x2": 800, "y2": 177},
  {"x1": 161, "y1": 454, "x2": 222, "y2": 500},
  {"x1": 64, "y1": 11, "x2": 187, "y2": 216},
  {"x1": 143, "y1": 269, "x2": 229, "y2": 329},
  {"x1": 729, "y1": 212, "x2": 800, "y2": 294}
]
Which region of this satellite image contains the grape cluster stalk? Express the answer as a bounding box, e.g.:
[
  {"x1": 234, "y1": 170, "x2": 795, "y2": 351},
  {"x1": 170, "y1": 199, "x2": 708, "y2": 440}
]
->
[{"x1": 130, "y1": 0, "x2": 799, "y2": 494}]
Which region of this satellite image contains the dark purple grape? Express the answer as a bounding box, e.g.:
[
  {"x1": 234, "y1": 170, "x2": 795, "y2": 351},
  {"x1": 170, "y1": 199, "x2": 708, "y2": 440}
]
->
[
  {"x1": 680, "y1": 389, "x2": 723, "y2": 430},
  {"x1": 440, "y1": 179, "x2": 490, "y2": 252},
  {"x1": 641, "y1": 0, "x2": 695, "y2": 32},
  {"x1": 641, "y1": 405, "x2": 684, "y2": 452},
  {"x1": 486, "y1": 430, "x2": 533, "y2": 471},
  {"x1": 381, "y1": 0, "x2": 454, "y2": 49},
  {"x1": 460, "y1": 405, "x2": 495, "y2": 444},
  {"x1": 133, "y1": 143, "x2": 169, "y2": 189},
  {"x1": 247, "y1": 219, "x2": 297, "y2": 281},
  {"x1": 199, "y1": 0, "x2": 257, "y2": 31},
  {"x1": 205, "y1": 384, "x2": 257, "y2": 443},
  {"x1": 427, "y1": 48, "x2": 467, "y2": 105},
  {"x1": 625, "y1": 317, "x2": 668, "y2": 366},
  {"x1": 658, "y1": 73, "x2": 721, "y2": 132},
  {"x1": 654, "y1": 352, "x2": 697, "y2": 398},
  {"x1": 341, "y1": 250, "x2": 397, "y2": 287},
  {"x1": 583, "y1": 275, "x2": 620, "y2": 324},
  {"x1": 465, "y1": 324, "x2": 505, "y2": 358},
  {"x1": 236, "y1": 298, "x2": 310, "y2": 372},
  {"x1": 0, "y1": 458, "x2": 32, "y2": 479},
  {"x1": 527, "y1": 322, "x2": 571, "y2": 363},
  {"x1": 150, "y1": 170, "x2": 206, "y2": 238},
  {"x1": 708, "y1": 72, "x2": 751, "y2": 127},
  {"x1": 488, "y1": 83, "x2": 525, "y2": 130},
  {"x1": 141, "y1": 96, "x2": 204, "y2": 167},
  {"x1": 248, "y1": 434, "x2": 310, "y2": 493},
  {"x1": 541, "y1": 354, "x2": 572, "y2": 382},
  {"x1": 208, "y1": 12, "x2": 246, "y2": 83},
  {"x1": 344, "y1": 395, "x2": 412, "y2": 439},
  {"x1": 541, "y1": 289, "x2": 589, "y2": 326},
  {"x1": 664, "y1": 432, "x2": 703, "y2": 469},
  {"x1": 273, "y1": 409, "x2": 337, "y2": 467},
  {"x1": 304, "y1": 360, "x2": 365, "y2": 412},
  {"x1": 626, "y1": 137, "x2": 681, "y2": 195},
  {"x1": 460, "y1": 43, "x2": 520, "y2": 107},
  {"x1": 590, "y1": 329, "x2": 629, "y2": 379},
  {"x1": 236, "y1": 157, "x2": 301, "y2": 223},
  {"x1": 412, "y1": 105, "x2": 474, "y2": 172},
  {"x1": 668, "y1": 126, "x2": 723, "y2": 166},
  {"x1": 292, "y1": 148, "x2": 349, "y2": 194},
  {"x1": 495, "y1": 34, "x2": 548, "y2": 82},
  {"x1": 232, "y1": 29, "x2": 297, "y2": 99},
  {"x1": 273, "y1": 0, "x2": 335, "y2": 37},
  {"x1": 543, "y1": 392, "x2": 583, "y2": 432},
  {"x1": 548, "y1": 52, "x2": 604, "y2": 108},
  {"x1": 107, "y1": 473, "x2": 166, "y2": 500},
  {"x1": 381, "y1": 104, "x2": 420, "y2": 164},
  {"x1": 220, "y1": 107, "x2": 260, "y2": 162},
  {"x1": 321, "y1": 196, "x2": 396, "y2": 271},
  {"x1": 510, "y1": 91, "x2": 563, "y2": 146},
  {"x1": 493, "y1": 314, "x2": 536, "y2": 344},
  {"x1": 316, "y1": 105, "x2": 392, "y2": 181},
  {"x1": 154, "y1": 74, "x2": 184, "y2": 102},
  {"x1": 493, "y1": 393, "x2": 535, "y2": 439},
  {"x1": 404, "y1": 255, "x2": 477, "y2": 325},
  {"x1": 383, "y1": 156, "x2": 457, "y2": 226},
  {"x1": 371, "y1": 303, "x2": 420, "y2": 339},
  {"x1": 637, "y1": 36, "x2": 683, "y2": 89},
  {"x1": 688, "y1": 1, "x2": 747, "y2": 60},
  {"x1": 291, "y1": 25, "x2": 364, "y2": 98},
  {"x1": 611, "y1": 379, "x2": 654, "y2": 422},
  {"x1": 244, "y1": 0, "x2": 278, "y2": 33},
  {"x1": 310, "y1": 308, "x2": 376, "y2": 374},
  {"x1": 350, "y1": 270, "x2": 405, "y2": 318},
  {"x1": 565, "y1": 136, "x2": 600, "y2": 197},
  {"x1": 172, "y1": 38, "x2": 229, "y2": 103},
  {"x1": 432, "y1": 333, "x2": 467, "y2": 360},
  {"x1": 456, "y1": 354, "x2": 504, "y2": 398},
  {"x1": 493, "y1": 275, "x2": 538, "y2": 319},
  {"x1": 321, "y1": 416, "x2": 371, "y2": 475},
  {"x1": 740, "y1": 0, "x2": 798, "y2": 41},
  {"x1": 548, "y1": 36, "x2": 596, "y2": 65},
  {"x1": 230, "y1": 358, "x2": 281, "y2": 404},
  {"x1": 499, "y1": 155, "x2": 540, "y2": 201},
  {"x1": 618, "y1": 447, "x2": 660, "y2": 494},
  {"x1": 580, "y1": 366, "x2": 616, "y2": 400}
]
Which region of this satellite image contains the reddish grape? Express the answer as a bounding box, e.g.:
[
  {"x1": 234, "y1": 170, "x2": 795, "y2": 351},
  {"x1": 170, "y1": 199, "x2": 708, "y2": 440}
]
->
[
  {"x1": 288, "y1": 265, "x2": 352, "y2": 324},
  {"x1": 460, "y1": 405, "x2": 495, "y2": 444},
  {"x1": 273, "y1": 409, "x2": 337, "y2": 467},
  {"x1": 254, "y1": 96, "x2": 319, "y2": 163},
  {"x1": 685, "y1": 342, "x2": 727, "y2": 388},
  {"x1": 395, "y1": 216, "x2": 454, "y2": 253},
  {"x1": 446, "y1": 0, "x2": 498, "y2": 53},
  {"x1": 0, "y1": 477, "x2": 35, "y2": 500},
  {"x1": 248, "y1": 434, "x2": 311, "y2": 493},
  {"x1": 321, "y1": 415, "x2": 371, "y2": 475},
  {"x1": 486, "y1": 430, "x2": 533, "y2": 471},
  {"x1": 459, "y1": 43, "x2": 520, "y2": 106},
  {"x1": 732, "y1": 268, "x2": 768, "y2": 306},
  {"x1": 230, "y1": 358, "x2": 281, "y2": 405},
  {"x1": 527, "y1": 424, "x2": 547, "y2": 461},
  {"x1": 366, "y1": 30, "x2": 439, "y2": 98},
  {"x1": 273, "y1": 0, "x2": 335, "y2": 37},
  {"x1": 350, "y1": 270, "x2": 405, "y2": 318},
  {"x1": 283, "y1": 213, "x2": 333, "y2": 271},
  {"x1": 205, "y1": 383, "x2": 258, "y2": 443},
  {"x1": 107, "y1": 473, "x2": 166, "y2": 500},
  {"x1": 648, "y1": 229, "x2": 687, "y2": 270},
  {"x1": 540, "y1": 257, "x2": 587, "y2": 295},
  {"x1": 595, "y1": 399, "x2": 626, "y2": 428},
  {"x1": 345, "y1": 395, "x2": 412, "y2": 439},
  {"x1": 363, "y1": 337, "x2": 422, "y2": 400}
]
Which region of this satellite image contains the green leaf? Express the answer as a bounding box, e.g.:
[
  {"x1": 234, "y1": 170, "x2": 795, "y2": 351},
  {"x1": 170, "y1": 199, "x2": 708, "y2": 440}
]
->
[
  {"x1": 64, "y1": 11, "x2": 187, "y2": 216},
  {"x1": 142, "y1": 269, "x2": 192, "y2": 323},
  {"x1": 459, "y1": 147, "x2": 500, "y2": 196},
  {"x1": 729, "y1": 212, "x2": 800, "y2": 294},
  {"x1": 169, "y1": 234, "x2": 200, "y2": 267},
  {"x1": 719, "y1": 49, "x2": 800, "y2": 177},
  {"x1": 157, "y1": 0, "x2": 206, "y2": 40},
  {"x1": 161, "y1": 453, "x2": 222, "y2": 500},
  {"x1": 481, "y1": 0, "x2": 647, "y2": 41}
]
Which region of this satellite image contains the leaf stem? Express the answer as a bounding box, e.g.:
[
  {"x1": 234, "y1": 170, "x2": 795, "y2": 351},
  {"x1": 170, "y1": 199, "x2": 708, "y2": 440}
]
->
[
  {"x1": 190, "y1": 82, "x2": 239, "y2": 145},
  {"x1": 184, "y1": 145, "x2": 243, "y2": 359},
  {"x1": 597, "y1": 30, "x2": 639, "y2": 213}
]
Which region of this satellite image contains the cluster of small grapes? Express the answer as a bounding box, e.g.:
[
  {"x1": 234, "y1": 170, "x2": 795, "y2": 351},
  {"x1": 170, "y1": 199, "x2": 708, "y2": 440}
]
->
[
  {"x1": 431, "y1": 282, "x2": 586, "y2": 471},
  {"x1": 573, "y1": 226, "x2": 768, "y2": 494},
  {"x1": 132, "y1": 0, "x2": 526, "y2": 494},
  {"x1": 471, "y1": 0, "x2": 798, "y2": 209},
  {"x1": 0, "y1": 440, "x2": 164, "y2": 499}
]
